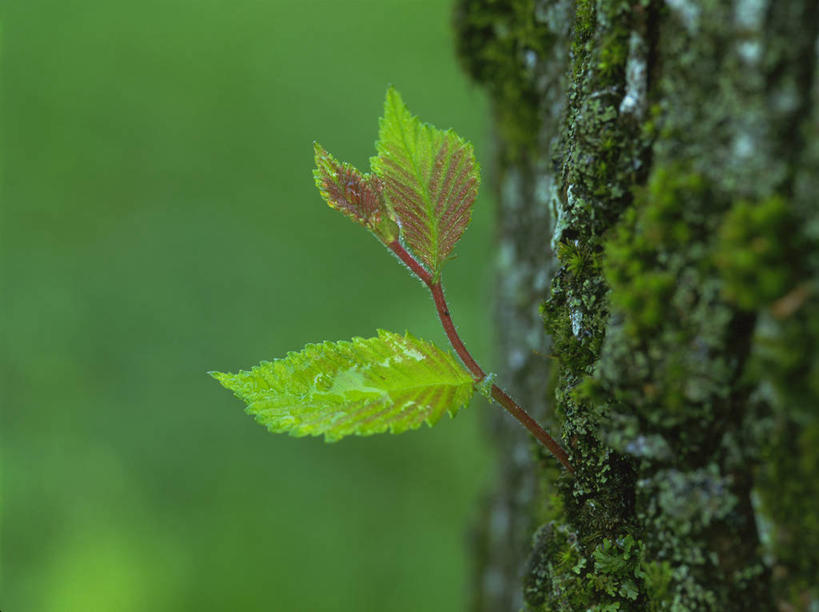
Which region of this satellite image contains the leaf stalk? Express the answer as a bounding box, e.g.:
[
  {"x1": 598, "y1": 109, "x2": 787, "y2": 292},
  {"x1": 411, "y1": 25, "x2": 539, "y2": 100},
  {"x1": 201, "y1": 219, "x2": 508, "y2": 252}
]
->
[{"x1": 388, "y1": 240, "x2": 574, "y2": 474}]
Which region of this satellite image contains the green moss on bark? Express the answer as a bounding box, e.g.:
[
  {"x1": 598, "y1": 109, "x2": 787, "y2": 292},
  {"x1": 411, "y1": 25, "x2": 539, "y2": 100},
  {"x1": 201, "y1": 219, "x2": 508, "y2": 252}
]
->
[
  {"x1": 455, "y1": 0, "x2": 557, "y2": 152},
  {"x1": 715, "y1": 195, "x2": 806, "y2": 311},
  {"x1": 459, "y1": 0, "x2": 818, "y2": 609}
]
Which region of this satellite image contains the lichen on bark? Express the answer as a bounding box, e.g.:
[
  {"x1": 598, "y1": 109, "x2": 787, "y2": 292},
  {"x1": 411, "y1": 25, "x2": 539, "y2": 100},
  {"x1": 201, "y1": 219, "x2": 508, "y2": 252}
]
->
[{"x1": 457, "y1": 0, "x2": 819, "y2": 610}]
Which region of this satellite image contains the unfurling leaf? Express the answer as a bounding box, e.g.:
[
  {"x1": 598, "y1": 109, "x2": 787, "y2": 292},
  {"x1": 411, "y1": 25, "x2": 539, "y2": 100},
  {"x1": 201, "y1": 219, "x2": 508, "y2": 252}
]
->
[
  {"x1": 313, "y1": 142, "x2": 399, "y2": 243},
  {"x1": 371, "y1": 87, "x2": 480, "y2": 277},
  {"x1": 211, "y1": 329, "x2": 475, "y2": 441}
]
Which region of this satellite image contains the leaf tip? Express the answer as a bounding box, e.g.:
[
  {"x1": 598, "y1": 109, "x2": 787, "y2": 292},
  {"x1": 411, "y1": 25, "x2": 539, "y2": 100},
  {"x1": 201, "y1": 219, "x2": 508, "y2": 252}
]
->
[
  {"x1": 208, "y1": 370, "x2": 231, "y2": 387},
  {"x1": 384, "y1": 84, "x2": 399, "y2": 102},
  {"x1": 382, "y1": 86, "x2": 411, "y2": 126}
]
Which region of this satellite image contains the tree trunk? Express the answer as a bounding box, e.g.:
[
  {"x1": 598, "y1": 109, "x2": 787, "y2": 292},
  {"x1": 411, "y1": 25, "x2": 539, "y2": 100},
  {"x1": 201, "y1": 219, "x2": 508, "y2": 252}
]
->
[{"x1": 456, "y1": 1, "x2": 819, "y2": 610}]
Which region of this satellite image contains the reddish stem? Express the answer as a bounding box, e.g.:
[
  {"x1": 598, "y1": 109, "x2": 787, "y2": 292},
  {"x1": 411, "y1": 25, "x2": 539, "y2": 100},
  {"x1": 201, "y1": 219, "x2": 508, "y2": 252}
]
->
[
  {"x1": 387, "y1": 240, "x2": 433, "y2": 285},
  {"x1": 387, "y1": 240, "x2": 574, "y2": 474},
  {"x1": 489, "y1": 385, "x2": 574, "y2": 473},
  {"x1": 429, "y1": 282, "x2": 486, "y2": 381}
]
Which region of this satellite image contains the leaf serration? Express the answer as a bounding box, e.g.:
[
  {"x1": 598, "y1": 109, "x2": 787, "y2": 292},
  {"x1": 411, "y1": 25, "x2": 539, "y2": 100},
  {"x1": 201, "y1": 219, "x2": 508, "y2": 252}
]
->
[{"x1": 211, "y1": 330, "x2": 474, "y2": 442}]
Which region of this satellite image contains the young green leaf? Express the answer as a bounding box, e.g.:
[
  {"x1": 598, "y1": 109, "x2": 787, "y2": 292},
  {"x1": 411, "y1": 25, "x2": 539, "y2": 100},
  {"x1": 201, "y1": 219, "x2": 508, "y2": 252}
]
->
[
  {"x1": 211, "y1": 329, "x2": 475, "y2": 441},
  {"x1": 313, "y1": 142, "x2": 399, "y2": 243},
  {"x1": 371, "y1": 87, "x2": 480, "y2": 277}
]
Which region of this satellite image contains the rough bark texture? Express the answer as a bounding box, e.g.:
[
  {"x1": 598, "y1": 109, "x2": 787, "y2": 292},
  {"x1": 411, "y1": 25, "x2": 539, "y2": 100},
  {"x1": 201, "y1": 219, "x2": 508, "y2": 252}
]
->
[{"x1": 456, "y1": 1, "x2": 819, "y2": 610}]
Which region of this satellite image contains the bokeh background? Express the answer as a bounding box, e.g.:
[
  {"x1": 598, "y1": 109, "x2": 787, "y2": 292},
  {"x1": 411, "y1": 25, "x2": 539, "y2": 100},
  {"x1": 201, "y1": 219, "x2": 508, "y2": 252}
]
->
[{"x1": 1, "y1": 1, "x2": 497, "y2": 610}]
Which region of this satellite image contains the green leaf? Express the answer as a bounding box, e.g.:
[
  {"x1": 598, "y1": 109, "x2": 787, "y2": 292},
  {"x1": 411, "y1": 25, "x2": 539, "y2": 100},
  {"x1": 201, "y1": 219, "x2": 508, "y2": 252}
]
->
[
  {"x1": 211, "y1": 329, "x2": 475, "y2": 441},
  {"x1": 371, "y1": 87, "x2": 480, "y2": 277},
  {"x1": 313, "y1": 142, "x2": 399, "y2": 243}
]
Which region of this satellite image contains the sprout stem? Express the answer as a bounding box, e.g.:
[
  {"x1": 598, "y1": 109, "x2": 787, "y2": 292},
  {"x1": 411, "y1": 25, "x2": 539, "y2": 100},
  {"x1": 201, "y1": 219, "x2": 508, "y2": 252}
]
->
[{"x1": 388, "y1": 240, "x2": 574, "y2": 474}]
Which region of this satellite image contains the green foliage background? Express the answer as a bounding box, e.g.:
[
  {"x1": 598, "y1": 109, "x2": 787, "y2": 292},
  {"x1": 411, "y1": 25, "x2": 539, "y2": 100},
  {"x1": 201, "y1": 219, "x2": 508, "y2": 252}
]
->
[{"x1": 0, "y1": 1, "x2": 494, "y2": 609}]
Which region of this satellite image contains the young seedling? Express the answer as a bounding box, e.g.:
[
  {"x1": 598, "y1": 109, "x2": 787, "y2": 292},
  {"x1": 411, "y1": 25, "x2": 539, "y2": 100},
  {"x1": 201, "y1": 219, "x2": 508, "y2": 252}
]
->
[{"x1": 211, "y1": 88, "x2": 573, "y2": 474}]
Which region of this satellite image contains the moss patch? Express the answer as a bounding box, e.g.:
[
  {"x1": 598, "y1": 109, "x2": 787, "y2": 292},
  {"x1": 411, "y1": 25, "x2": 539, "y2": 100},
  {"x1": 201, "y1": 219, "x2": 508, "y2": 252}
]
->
[
  {"x1": 715, "y1": 195, "x2": 806, "y2": 311},
  {"x1": 454, "y1": 0, "x2": 556, "y2": 152}
]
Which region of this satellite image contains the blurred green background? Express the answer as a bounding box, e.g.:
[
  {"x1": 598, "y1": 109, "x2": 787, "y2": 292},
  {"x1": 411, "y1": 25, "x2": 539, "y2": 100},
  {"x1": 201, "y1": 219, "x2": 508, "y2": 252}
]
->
[{"x1": 1, "y1": 1, "x2": 496, "y2": 610}]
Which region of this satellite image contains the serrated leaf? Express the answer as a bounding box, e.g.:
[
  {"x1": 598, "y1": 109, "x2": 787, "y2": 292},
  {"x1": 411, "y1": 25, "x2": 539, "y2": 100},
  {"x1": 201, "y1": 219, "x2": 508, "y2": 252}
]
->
[
  {"x1": 211, "y1": 329, "x2": 475, "y2": 441},
  {"x1": 313, "y1": 142, "x2": 399, "y2": 243},
  {"x1": 371, "y1": 87, "x2": 480, "y2": 276}
]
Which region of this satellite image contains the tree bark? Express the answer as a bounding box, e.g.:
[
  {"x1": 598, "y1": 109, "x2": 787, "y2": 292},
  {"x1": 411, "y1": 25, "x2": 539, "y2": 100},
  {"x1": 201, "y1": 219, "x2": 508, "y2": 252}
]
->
[{"x1": 456, "y1": 1, "x2": 819, "y2": 610}]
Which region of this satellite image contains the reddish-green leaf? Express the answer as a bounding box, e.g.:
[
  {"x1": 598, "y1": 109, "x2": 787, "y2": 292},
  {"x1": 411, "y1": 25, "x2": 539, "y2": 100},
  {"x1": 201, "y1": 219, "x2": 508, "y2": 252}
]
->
[
  {"x1": 371, "y1": 88, "x2": 480, "y2": 277},
  {"x1": 313, "y1": 142, "x2": 398, "y2": 243}
]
